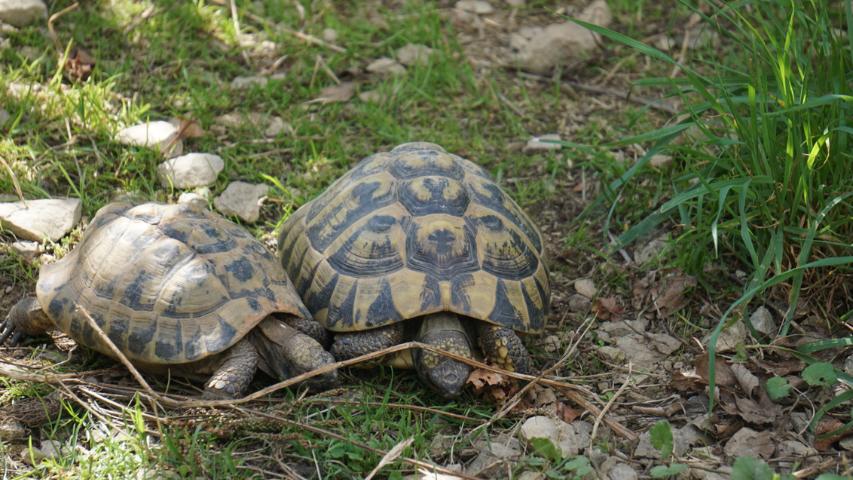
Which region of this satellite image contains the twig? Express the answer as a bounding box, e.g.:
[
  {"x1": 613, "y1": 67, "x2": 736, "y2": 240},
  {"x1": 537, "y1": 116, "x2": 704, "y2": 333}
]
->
[
  {"x1": 793, "y1": 458, "x2": 840, "y2": 479},
  {"x1": 589, "y1": 362, "x2": 633, "y2": 450},
  {"x1": 46, "y1": 2, "x2": 79, "y2": 51},
  {"x1": 517, "y1": 71, "x2": 678, "y2": 115},
  {"x1": 232, "y1": 406, "x2": 481, "y2": 480},
  {"x1": 302, "y1": 398, "x2": 484, "y2": 424},
  {"x1": 243, "y1": 11, "x2": 345, "y2": 53}
]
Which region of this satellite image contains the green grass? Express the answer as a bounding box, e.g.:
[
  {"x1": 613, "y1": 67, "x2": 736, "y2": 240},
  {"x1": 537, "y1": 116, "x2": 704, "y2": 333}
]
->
[{"x1": 569, "y1": 0, "x2": 852, "y2": 414}]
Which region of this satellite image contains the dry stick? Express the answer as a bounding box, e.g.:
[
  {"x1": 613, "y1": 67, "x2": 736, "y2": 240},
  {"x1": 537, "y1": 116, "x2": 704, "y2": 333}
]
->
[
  {"x1": 231, "y1": 406, "x2": 482, "y2": 480},
  {"x1": 302, "y1": 399, "x2": 484, "y2": 424},
  {"x1": 243, "y1": 11, "x2": 345, "y2": 53},
  {"x1": 589, "y1": 362, "x2": 633, "y2": 450},
  {"x1": 472, "y1": 316, "x2": 597, "y2": 435},
  {"x1": 517, "y1": 71, "x2": 679, "y2": 115},
  {"x1": 46, "y1": 2, "x2": 80, "y2": 51}
]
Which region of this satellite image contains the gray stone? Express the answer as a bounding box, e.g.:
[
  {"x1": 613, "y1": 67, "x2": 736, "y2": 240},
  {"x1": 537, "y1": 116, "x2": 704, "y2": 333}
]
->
[
  {"x1": 0, "y1": 0, "x2": 46, "y2": 27},
  {"x1": 455, "y1": 0, "x2": 494, "y2": 14},
  {"x1": 707, "y1": 319, "x2": 747, "y2": 353},
  {"x1": 157, "y1": 153, "x2": 224, "y2": 189},
  {"x1": 845, "y1": 354, "x2": 853, "y2": 376},
  {"x1": 635, "y1": 234, "x2": 669, "y2": 264},
  {"x1": 574, "y1": 278, "x2": 597, "y2": 298},
  {"x1": 116, "y1": 121, "x2": 179, "y2": 154},
  {"x1": 177, "y1": 192, "x2": 207, "y2": 207},
  {"x1": 322, "y1": 28, "x2": 337, "y2": 43},
  {"x1": 511, "y1": 0, "x2": 611, "y2": 73},
  {"x1": 523, "y1": 134, "x2": 562, "y2": 153},
  {"x1": 264, "y1": 116, "x2": 289, "y2": 137},
  {"x1": 214, "y1": 181, "x2": 268, "y2": 223},
  {"x1": 396, "y1": 43, "x2": 433, "y2": 66},
  {"x1": 634, "y1": 425, "x2": 704, "y2": 459},
  {"x1": 607, "y1": 462, "x2": 638, "y2": 480},
  {"x1": 749, "y1": 306, "x2": 777, "y2": 336},
  {"x1": 0, "y1": 198, "x2": 81, "y2": 241},
  {"x1": 366, "y1": 57, "x2": 405, "y2": 76},
  {"x1": 0, "y1": 108, "x2": 9, "y2": 127},
  {"x1": 519, "y1": 416, "x2": 583, "y2": 458},
  {"x1": 568, "y1": 293, "x2": 591, "y2": 312},
  {"x1": 517, "y1": 473, "x2": 544, "y2": 480},
  {"x1": 10, "y1": 240, "x2": 40, "y2": 260},
  {"x1": 230, "y1": 75, "x2": 268, "y2": 89},
  {"x1": 358, "y1": 90, "x2": 383, "y2": 103}
]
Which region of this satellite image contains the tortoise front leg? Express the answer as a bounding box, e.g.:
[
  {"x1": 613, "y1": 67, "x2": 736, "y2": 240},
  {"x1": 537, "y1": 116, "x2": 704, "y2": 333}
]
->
[
  {"x1": 203, "y1": 338, "x2": 259, "y2": 399},
  {"x1": 330, "y1": 323, "x2": 404, "y2": 360},
  {"x1": 251, "y1": 317, "x2": 338, "y2": 389},
  {"x1": 476, "y1": 324, "x2": 531, "y2": 374},
  {"x1": 0, "y1": 297, "x2": 53, "y2": 345}
]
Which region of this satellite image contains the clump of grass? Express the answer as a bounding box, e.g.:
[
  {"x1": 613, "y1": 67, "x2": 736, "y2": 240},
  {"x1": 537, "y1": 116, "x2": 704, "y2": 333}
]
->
[{"x1": 569, "y1": 0, "x2": 851, "y2": 410}]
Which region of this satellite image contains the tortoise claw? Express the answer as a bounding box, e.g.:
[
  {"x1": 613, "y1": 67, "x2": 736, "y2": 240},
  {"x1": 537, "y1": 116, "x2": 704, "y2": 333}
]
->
[{"x1": 0, "y1": 315, "x2": 17, "y2": 345}]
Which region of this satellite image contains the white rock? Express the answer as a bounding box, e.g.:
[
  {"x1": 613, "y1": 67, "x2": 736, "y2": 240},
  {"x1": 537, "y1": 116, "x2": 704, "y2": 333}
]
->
[
  {"x1": 512, "y1": 0, "x2": 612, "y2": 73},
  {"x1": 574, "y1": 278, "x2": 597, "y2": 298},
  {"x1": 568, "y1": 293, "x2": 591, "y2": 312},
  {"x1": 519, "y1": 416, "x2": 583, "y2": 458},
  {"x1": 214, "y1": 181, "x2": 268, "y2": 223},
  {"x1": 607, "y1": 463, "x2": 638, "y2": 480},
  {"x1": 650, "y1": 154, "x2": 673, "y2": 168},
  {"x1": 0, "y1": 198, "x2": 81, "y2": 241},
  {"x1": 264, "y1": 116, "x2": 289, "y2": 137},
  {"x1": 10, "y1": 240, "x2": 40, "y2": 260},
  {"x1": 367, "y1": 57, "x2": 406, "y2": 76},
  {"x1": 230, "y1": 75, "x2": 268, "y2": 89},
  {"x1": 116, "y1": 121, "x2": 179, "y2": 152},
  {"x1": 455, "y1": 0, "x2": 494, "y2": 14},
  {"x1": 396, "y1": 43, "x2": 433, "y2": 66},
  {"x1": 749, "y1": 306, "x2": 777, "y2": 336},
  {"x1": 157, "y1": 153, "x2": 224, "y2": 189},
  {"x1": 523, "y1": 134, "x2": 562, "y2": 153},
  {"x1": 322, "y1": 28, "x2": 338, "y2": 43},
  {"x1": 708, "y1": 320, "x2": 747, "y2": 353},
  {"x1": 177, "y1": 192, "x2": 207, "y2": 207},
  {"x1": 358, "y1": 90, "x2": 383, "y2": 103},
  {"x1": 0, "y1": 0, "x2": 46, "y2": 27},
  {"x1": 845, "y1": 354, "x2": 853, "y2": 375},
  {"x1": 0, "y1": 108, "x2": 9, "y2": 127}
]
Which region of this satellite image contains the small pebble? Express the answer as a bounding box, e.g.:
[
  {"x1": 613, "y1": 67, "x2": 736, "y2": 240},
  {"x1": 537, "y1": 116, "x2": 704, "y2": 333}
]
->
[
  {"x1": 157, "y1": 153, "x2": 224, "y2": 189},
  {"x1": 573, "y1": 278, "x2": 597, "y2": 298},
  {"x1": 214, "y1": 181, "x2": 268, "y2": 223},
  {"x1": 0, "y1": 0, "x2": 47, "y2": 27},
  {"x1": 366, "y1": 57, "x2": 406, "y2": 76},
  {"x1": 322, "y1": 28, "x2": 338, "y2": 43},
  {"x1": 455, "y1": 0, "x2": 494, "y2": 14}
]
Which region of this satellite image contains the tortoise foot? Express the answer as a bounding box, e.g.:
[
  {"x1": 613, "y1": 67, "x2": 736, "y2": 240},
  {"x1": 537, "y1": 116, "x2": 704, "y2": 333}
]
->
[{"x1": 477, "y1": 324, "x2": 531, "y2": 374}]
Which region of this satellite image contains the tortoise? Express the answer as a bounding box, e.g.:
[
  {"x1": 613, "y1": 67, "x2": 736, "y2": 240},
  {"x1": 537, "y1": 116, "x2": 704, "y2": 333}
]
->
[
  {"x1": 278, "y1": 142, "x2": 550, "y2": 397},
  {"x1": 1, "y1": 202, "x2": 336, "y2": 399}
]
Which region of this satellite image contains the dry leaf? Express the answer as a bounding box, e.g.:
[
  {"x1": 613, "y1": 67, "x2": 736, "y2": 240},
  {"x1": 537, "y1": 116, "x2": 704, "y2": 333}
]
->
[
  {"x1": 592, "y1": 296, "x2": 623, "y2": 320},
  {"x1": 467, "y1": 369, "x2": 507, "y2": 390},
  {"x1": 556, "y1": 402, "x2": 581, "y2": 423},
  {"x1": 651, "y1": 272, "x2": 696, "y2": 317},
  {"x1": 174, "y1": 118, "x2": 205, "y2": 139},
  {"x1": 65, "y1": 47, "x2": 95, "y2": 82},
  {"x1": 307, "y1": 81, "x2": 355, "y2": 104},
  {"x1": 732, "y1": 396, "x2": 777, "y2": 425},
  {"x1": 814, "y1": 418, "x2": 851, "y2": 451},
  {"x1": 751, "y1": 358, "x2": 804, "y2": 377},
  {"x1": 729, "y1": 363, "x2": 759, "y2": 397},
  {"x1": 671, "y1": 368, "x2": 704, "y2": 392},
  {"x1": 695, "y1": 353, "x2": 736, "y2": 388}
]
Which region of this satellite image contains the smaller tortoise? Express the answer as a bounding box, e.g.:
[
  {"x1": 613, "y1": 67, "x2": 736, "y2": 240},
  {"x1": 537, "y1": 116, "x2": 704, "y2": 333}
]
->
[
  {"x1": 279, "y1": 142, "x2": 550, "y2": 397},
  {"x1": 1, "y1": 202, "x2": 336, "y2": 398}
]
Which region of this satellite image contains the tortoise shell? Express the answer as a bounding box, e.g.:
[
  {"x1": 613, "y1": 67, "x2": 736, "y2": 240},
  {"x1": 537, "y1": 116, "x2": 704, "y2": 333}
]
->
[
  {"x1": 278, "y1": 142, "x2": 550, "y2": 334},
  {"x1": 36, "y1": 202, "x2": 310, "y2": 365}
]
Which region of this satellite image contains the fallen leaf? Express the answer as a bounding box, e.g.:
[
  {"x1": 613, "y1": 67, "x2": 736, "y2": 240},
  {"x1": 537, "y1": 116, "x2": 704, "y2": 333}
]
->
[
  {"x1": 814, "y1": 417, "x2": 850, "y2": 451},
  {"x1": 671, "y1": 369, "x2": 703, "y2": 392},
  {"x1": 651, "y1": 272, "x2": 696, "y2": 318},
  {"x1": 732, "y1": 396, "x2": 777, "y2": 425},
  {"x1": 592, "y1": 296, "x2": 623, "y2": 320},
  {"x1": 556, "y1": 402, "x2": 581, "y2": 423},
  {"x1": 170, "y1": 117, "x2": 205, "y2": 139},
  {"x1": 307, "y1": 81, "x2": 355, "y2": 104},
  {"x1": 729, "y1": 363, "x2": 760, "y2": 397},
  {"x1": 64, "y1": 47, "x2": 95, "y2": 82},
  {"x1": 695, "y1": 353, "x2": 736, "y2": 388},
  {"x1": 751, "y1": 357, "x2": 805, "y2": 377},
  {"x1": 467, "y1": 369, "x2": 507, "y2": 390}
]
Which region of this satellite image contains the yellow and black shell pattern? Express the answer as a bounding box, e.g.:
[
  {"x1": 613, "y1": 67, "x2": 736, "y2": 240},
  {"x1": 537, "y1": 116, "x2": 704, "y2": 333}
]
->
[
  {"x1": 35, "y1": 202, "x2": 311, "y2": 365},
  {"x1": 278, "y1": 142, "x2": 550, "y2": 334}
]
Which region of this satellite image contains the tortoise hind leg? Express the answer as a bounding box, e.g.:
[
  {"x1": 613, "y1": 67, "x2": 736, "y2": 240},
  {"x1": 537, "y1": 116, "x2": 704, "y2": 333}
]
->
[
  {"x1": 203, "y1": 339, "x2": 259, "y2": 399},
  {"x1": 0, "y1": 297, "x2": 53, "y2": 345},
  {"x1": 476, "y1": 324, "x2": 531, "y2": 374},
  {"x1": 413, "y1": 313, "x2": 473, "y2": 398},
  {"x1": 330, "y1": 323, "x2": 404, "y2": 360},
  {"x1": 281, "y1": 316, "x2": 331, "y2": 348}
]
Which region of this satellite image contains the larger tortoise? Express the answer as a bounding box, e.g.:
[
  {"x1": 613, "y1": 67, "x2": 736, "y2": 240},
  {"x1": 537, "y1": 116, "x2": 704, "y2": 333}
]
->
[
  {"x1": 278, "y1": 142, "x2": 550, "y2": 397},
  {"x1": 1, "y1": 202, "x2": 336, "y2": 398}
]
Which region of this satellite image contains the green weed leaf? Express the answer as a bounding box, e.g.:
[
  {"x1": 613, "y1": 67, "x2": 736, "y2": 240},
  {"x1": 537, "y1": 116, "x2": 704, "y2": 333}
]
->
[
  {"x1": 731, "y1": 457, "x2": 775, "y2": 480},
  {"x1": 802, "y1": 363, "x2": 838, "y2": 387},
  {"x1": 650, "y1": 464, "x2": 688, "y2": 478},
  {"x1": 765, "y1": 376, "x2": 791, "y2": 401},
  {"x1": 563, "y1": 456, "x2": 593, "y2": 477},
  {"x1": 650, "y1": 420, "x2": 674, "y2": 459},
  {"x1": 529, "y1": 437, "x2": 563, "y2": 462}
]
